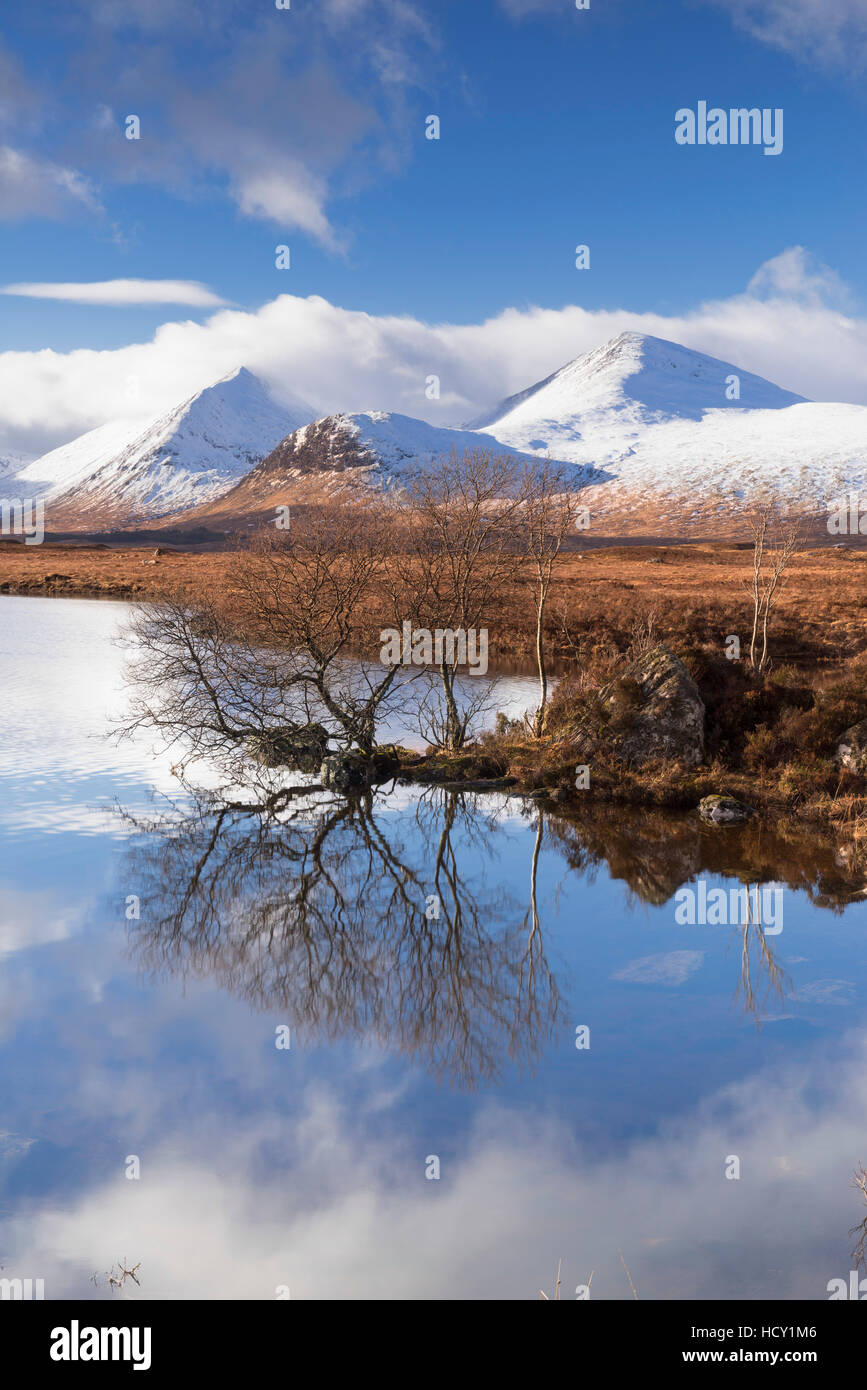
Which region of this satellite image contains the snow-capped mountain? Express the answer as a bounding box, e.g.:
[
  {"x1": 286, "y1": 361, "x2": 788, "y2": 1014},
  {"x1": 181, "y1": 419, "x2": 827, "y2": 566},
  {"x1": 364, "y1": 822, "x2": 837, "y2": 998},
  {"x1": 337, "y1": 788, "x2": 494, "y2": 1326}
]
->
[
  {"x1": 471, "y1": 332, "x2": 805, "y2": 444},
  {"x1": 254, "y1": 409, "x2": 548, "y2": 479},
  {"x1": 14, "y1": 367, "x2": 314, "y2": 526},
  {"x1": 196, "y1": 408, "x2": 593, "y2": 522},
  {"x1": 181, "y1": 336, "x2": 867, "y2": 536},
  {"x1": 8, "y1": 332, "x2": 867, "y2": 538},
  {"x1": 474, "y1": 333, "x2": 866, "y2": 534}
]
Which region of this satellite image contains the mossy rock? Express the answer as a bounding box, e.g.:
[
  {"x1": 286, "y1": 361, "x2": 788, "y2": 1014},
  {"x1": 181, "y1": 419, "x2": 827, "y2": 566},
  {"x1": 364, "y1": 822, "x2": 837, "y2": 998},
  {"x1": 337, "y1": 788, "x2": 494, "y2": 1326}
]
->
[
  {"x1": 698, "y1": 794, "x2": 757, "y2": 824},
  {"x1": 568, "y1": 645, "x2": 705, "y2": 768},
  {"x1": 837, "y1": 718, "x2": 867, "y2": 775},
  {"x1": 246, "y1": 723, "x2": 330, "y2": 770},
  {"x1": 407, "y1": 750, "x2": 506, "y2": 784}
]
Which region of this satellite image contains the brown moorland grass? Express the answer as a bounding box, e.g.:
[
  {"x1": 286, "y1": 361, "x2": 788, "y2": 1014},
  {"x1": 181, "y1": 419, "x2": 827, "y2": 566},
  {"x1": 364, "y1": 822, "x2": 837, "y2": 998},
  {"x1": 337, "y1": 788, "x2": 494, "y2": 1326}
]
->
[
  {"x1": 4, "y1": 536, "x2": 867, "y2": 833},
  {"x1": 2, "y1": 539, "x2": 866, "y2": 664}
]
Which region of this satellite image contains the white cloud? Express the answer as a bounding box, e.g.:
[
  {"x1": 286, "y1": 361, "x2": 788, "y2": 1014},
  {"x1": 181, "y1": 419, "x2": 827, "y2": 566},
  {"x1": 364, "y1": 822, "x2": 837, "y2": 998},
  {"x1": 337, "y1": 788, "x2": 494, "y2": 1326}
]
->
[
  {"x1": 0, "y1": 145, "x2": 99, "y2": 221},
  {"x1": 2, "y1": 248, "x2": 867, "y2": 456},
  {"x1": 233, "y1": 165, "x2": 338, "y2": 250},
  {"x1": 710, "y1": 0, "x2": 867, "y2": 69},
  {"x1": 6, "y1": 1031, "x2": 867, "y2": 1298},
  {"x1": 613, "y1": 951, "x2": 705, "y2": 986},
  {"x1": 0, "y1": 279, "x2": 228, "y2": 307},
  {"x1": 747, "y1": 246, "x2": 850, "y2": 308},
  {"x1": 10, "y1": 4, "x2": 438, "y2": 247}
]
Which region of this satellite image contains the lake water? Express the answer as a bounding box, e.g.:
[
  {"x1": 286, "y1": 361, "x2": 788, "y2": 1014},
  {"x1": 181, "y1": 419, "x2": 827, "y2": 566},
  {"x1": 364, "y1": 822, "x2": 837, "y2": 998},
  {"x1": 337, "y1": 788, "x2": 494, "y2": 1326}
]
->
[{"x1": 1, "y1": 594, "x2": 867, "y2": 1300}]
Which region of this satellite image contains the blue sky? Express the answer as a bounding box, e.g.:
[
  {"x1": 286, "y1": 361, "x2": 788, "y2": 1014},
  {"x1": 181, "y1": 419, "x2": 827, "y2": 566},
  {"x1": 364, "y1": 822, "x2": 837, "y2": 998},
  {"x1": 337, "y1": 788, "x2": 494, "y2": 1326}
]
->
[{"x1": 2, "y1": 0, "x2": 867, "y2": 451}]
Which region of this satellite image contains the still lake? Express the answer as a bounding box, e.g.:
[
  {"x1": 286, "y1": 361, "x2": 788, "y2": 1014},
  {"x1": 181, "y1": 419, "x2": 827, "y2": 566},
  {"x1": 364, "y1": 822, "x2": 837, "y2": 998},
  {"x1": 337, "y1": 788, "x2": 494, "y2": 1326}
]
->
[{"x1": 1, "y1": 594, "x2": 866, "y2": 1300}]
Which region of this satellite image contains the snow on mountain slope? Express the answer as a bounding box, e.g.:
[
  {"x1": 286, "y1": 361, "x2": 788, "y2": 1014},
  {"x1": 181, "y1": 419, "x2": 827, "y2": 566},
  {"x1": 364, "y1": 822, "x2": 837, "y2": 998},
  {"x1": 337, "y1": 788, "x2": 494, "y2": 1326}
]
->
[
  {"x1": 15, "y1": 367, "x2": 314, "y2": 525},
  {"x1": 256, "y1": 409, "x2": 559, "y2": 479},
  {"x1": 575, "y1": 401, "x2": 867, "y2": 533},
  {"x1": 473, "y1": 332, "x2": 867, "y2": 533},
  {"x1": 473, "y1": 332, "x2": 806, "y2": 450},
  {"x1": 197, "y1": 407, "x2": 598, "y2": 521},
  {"x1": 0, "y1": 451, "x2": 35, "y2": 484}
]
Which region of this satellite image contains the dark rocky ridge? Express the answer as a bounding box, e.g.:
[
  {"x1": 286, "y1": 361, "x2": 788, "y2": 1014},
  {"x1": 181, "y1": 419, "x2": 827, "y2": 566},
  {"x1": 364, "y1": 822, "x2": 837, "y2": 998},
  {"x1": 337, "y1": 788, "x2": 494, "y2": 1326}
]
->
[{"x1": 254, "y1": 416, "x2": 376, "y2": 478}]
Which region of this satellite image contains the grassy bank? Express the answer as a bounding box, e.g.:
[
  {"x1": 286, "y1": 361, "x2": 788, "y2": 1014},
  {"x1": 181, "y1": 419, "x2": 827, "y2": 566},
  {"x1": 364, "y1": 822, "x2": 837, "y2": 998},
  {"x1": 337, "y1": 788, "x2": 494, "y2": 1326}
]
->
[
  {"x1": 397, "y1": 629, "x2": 867, "y2": 843},
  {"x1": 9, "y1": 536, "x2": 867, "y2": 837}
]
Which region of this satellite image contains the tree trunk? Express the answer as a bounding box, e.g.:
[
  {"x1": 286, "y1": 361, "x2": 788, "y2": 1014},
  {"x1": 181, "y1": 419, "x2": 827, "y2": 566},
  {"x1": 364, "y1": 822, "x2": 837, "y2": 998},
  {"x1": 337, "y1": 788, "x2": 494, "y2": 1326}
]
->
[
  {"x1": 533, "y1": 589, "x2": 547, "y2": 738},
  {"x1": 749, "y1": 595, "x2": 760, "y2": 671},
  {"x1": 760, "y1": 597, "x2": 771, "y2": 674},
  {"x1": 439, "y1": 660, "x2": 463, "y2": 750}
]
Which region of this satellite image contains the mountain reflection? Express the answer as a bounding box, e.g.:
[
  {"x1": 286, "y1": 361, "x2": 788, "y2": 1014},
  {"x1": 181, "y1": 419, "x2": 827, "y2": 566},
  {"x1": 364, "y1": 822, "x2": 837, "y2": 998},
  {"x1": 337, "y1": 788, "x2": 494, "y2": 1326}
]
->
[{"x1": 119, "y1": 786, "x2": 561, "y2": 1088}]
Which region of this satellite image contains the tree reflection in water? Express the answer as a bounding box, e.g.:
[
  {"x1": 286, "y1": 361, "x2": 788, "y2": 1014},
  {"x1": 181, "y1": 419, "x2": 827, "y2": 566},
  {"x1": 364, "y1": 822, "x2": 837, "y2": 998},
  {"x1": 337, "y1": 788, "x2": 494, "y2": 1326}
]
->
[
  {"x1": 119, "y1": 786, "x2": 561, "y2": 1089},
  {"x1": 118, "y1": 783, "x2": 825, "y2": 1086}
]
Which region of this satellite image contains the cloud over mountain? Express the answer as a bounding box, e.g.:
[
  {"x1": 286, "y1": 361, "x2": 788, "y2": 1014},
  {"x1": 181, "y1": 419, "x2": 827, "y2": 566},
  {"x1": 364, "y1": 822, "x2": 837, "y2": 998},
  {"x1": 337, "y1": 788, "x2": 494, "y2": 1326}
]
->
[{"x1": 0, "y1": 249, "x2": 865, "y2": 458}]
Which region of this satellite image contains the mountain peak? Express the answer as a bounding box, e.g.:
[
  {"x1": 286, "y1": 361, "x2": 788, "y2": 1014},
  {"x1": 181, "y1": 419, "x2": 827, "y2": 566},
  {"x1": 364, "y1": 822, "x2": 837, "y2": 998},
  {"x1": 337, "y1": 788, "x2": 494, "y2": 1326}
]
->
[
  {"x1": 473, "y1": 332, "x2": 807, "y2": 440},
  {"x1": 15, "y1": 366, "x2": 315, "y2": 526},
  {"x1": 607, "y1": 329, "x2": 657, "y2": 350},
  {"x1": 197, "y1": 365, "x2": 314, "y2": 423},
  {"x1": 212, "y1": 364, "x2": 257, "y2": 387}
]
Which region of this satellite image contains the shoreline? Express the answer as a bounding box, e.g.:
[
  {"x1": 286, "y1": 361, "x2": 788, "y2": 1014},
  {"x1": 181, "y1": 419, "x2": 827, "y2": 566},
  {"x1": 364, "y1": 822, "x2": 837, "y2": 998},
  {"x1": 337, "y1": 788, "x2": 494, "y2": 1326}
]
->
[{"x1": 7, "y1": 541, "x2": 867, "y2": 839}]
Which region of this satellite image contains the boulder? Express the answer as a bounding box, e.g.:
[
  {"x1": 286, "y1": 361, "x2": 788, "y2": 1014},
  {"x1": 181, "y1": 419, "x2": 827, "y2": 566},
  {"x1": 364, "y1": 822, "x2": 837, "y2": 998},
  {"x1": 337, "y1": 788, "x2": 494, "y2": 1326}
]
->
[
  {"x1": 318, "y1": 746, "x2": 403, "y2": 792},
  {"x1": 570, "y1": 644, "x2": 705, "y2": 767},
  {"x1": 319, "y1": 752, "x2": 371, "y2": 792},
  {"x1": 836, "y1": 718, "x2": 867, "y2": 774},
  {"x1": 246, "y1": 723, "x2": 330, "y2": 771},
  {"x1": 698, "y1": 794, "x2": 756, "y2": 824}
]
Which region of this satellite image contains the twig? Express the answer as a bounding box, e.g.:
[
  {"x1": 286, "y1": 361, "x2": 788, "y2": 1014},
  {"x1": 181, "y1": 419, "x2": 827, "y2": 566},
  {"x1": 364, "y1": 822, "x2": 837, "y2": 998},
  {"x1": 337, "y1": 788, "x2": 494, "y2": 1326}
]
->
[{"x1": 619, "y1": 1249, "x2": 639, "y2": 1300}]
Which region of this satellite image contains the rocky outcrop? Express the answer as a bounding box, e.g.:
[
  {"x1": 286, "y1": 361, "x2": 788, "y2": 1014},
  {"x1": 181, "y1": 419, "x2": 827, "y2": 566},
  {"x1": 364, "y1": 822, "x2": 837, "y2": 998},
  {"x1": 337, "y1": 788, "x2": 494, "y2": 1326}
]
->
[
  {"x1": 569, "y1": 644, "x2": 705, "y2": 767},
  {"x1": 246, "y1": 723, "x2": 330, "y2": 771},
  {"x1": 319, "y1": 746, "x2": 402, "y2": 793},
  {"x1": 699, "y1": 794, "x2": 756, "y2": 824},
  {"x1": 836, "y1": 718, "x2": 867, "y2": 775},
  {"x1": 255, "y1": 415, "x2": 372, "y2": 478},
  {"x1": 320, "y1": 753, "x2": 370, "y2": 792}
]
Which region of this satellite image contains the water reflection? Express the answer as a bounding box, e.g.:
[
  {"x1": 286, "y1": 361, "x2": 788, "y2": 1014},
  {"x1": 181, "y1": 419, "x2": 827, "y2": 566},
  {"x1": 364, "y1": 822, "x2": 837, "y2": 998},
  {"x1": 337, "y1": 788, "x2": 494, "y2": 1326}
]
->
[
  {"x1": 115, "y1": 779, "x2": 867, "y2": 1084},
  {"x1": 549, "y1": 804, "x2": 867, "y2": 912},
  {"x1": 6, "y1": 597, "x2": 867, "y2": 1298},
  {"x1": 121, "y1": 787, "x2": 561, "y2": 1087}
]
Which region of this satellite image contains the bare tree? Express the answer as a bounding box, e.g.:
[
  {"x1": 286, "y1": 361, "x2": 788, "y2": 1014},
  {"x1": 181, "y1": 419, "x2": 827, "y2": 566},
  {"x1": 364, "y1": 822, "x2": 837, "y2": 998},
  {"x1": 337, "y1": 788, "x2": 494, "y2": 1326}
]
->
[
  {"x1": 230, "y1": 508, "x2": 407, "y2": 755},
  {"x1": 414, "y1": 674, "x2": 498, "y2": 752},
  {"x1": 520, "y1": 461, "x2": 582, "y2": 736},
  {"x1": 744, "y1": 504, "x2": 801, "y2": 675},
  {"x1": 118, "y1": 504, "x2": 419, "y2": 780},
  {"x1": 391, "y1": 448, "x2": 525, "y2": 750}
]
